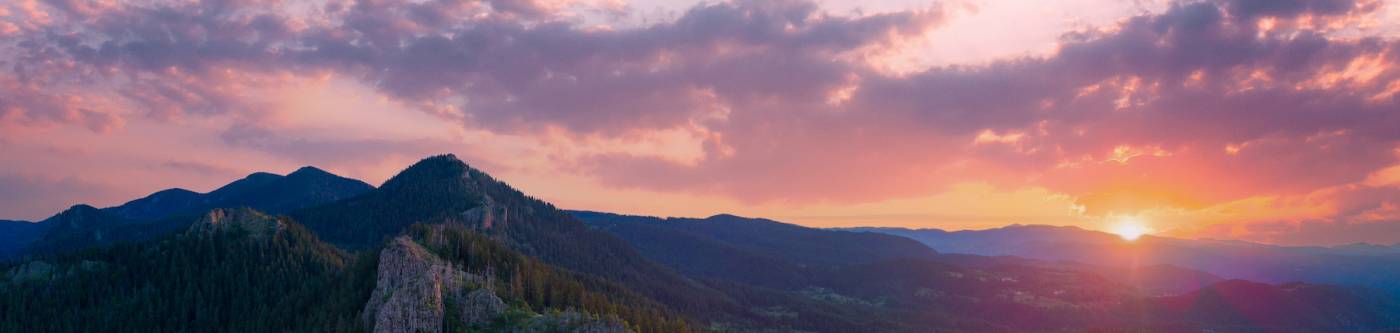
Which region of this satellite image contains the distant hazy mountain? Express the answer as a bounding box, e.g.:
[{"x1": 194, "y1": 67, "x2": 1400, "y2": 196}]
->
[
  {"x1": 574, "y1": 212, "x2": 1222, "y2": 295},
  {"x1": 105, "y1": 166, "x2": 373, "y2": 220},
  {"x1": 573, "y1": 211, "x2": 937, "y2": 288},
  {"x1": 21, "y1": 205, "x2": 134, "y2": 256},
  {"x1": 0, "y1": 167, "x2": 374, "y2": 261},
  {"x1": 574, "y1": 211, "x2": 1129, "y2": 330},
  {"x1": 845, "y1": 224, "x2": 1123, "y2": 256},
  {"x1": 574, "y1": 210, "x2": 1400, "y2": 331},
  {"x1": 0, "y1": 220, "x2": 46, "y2": 259},
  {"x1": 851, "y1": 225, "x2": 1400, "y2": 293},
  {"x1": 1300, "y1": 242, "x2": 1400, "y2": 256}
]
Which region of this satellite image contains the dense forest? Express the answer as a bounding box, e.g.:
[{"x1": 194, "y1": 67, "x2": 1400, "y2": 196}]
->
[
  {"x1": 406, "y1": 223, "x2": 693, "y2": 332},
  {"x1": 0, "y1": 212, "x2": 375, "y2": 332},
  {"x1": 0, "y1": 209, "x2": 691, "y2": 333}
]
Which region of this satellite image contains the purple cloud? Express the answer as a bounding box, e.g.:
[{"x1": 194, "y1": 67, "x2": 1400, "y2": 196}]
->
[{"x1": 3, "y1": 0, "x2": 1400, "y2": 242}]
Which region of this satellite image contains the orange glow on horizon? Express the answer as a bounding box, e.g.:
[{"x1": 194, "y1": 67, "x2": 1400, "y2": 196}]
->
[{"x1": 1111, "y1": 216, "x2": 1152, "y2": 241}]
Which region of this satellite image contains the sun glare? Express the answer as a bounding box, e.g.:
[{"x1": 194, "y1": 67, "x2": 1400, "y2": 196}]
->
[{"x1": 1111, "y1": 217, "x2": 1152, "y2": 241}]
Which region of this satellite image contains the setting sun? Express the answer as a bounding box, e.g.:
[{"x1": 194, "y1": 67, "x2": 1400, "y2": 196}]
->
[{"x1": 1111, "y1": 217, "x2": 1152, "y2": 241}]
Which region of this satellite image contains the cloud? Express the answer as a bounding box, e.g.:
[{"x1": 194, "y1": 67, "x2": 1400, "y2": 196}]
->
[
  {"x1": 218, "y1": 123, "x2": 475, "y2": 171},
  {"x1": 0, "y1": 173, "x2": 118, "y2": 221},
  {"x1": 155, "y1": 160, "x2": 241, "y2": 177},
  {"x1": 1204, "y1": 217, "x2": 1400, "y2": 246},
  {"x1": 0, "y1": 73, "x2": 123, "y2": 132},
  {"x1": 3, "y1": 0, "x2": 1400, "y2": 243},
  {"x1": 580, "y1": 0, "x2": 1400, "y2": 207}
]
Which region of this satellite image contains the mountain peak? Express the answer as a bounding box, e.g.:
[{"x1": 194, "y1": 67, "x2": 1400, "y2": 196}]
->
[
  {"x1": 408, "y1": 152, "x2": 467, "y2": 169},
  {"x1": 208, "y1": 172, "x2": 285, "y2": 198},
  {"x1": 151, "y1": 188, "x2": 199, "y2": 196},
  {"x1": 379, "y1": 154, "x2": 488, "y2": 191},
  {"x1": 411, "y1": 154, "x2": 468, "y2": 171},
  {"x1": 243, "y1": 171, "x2": 283, "y2": 181},
  {"x1": 106, "y1": 188, "x2": 205, "y2": 218},
  {"x1": 406, "y1": 154, "x2": 466, "y2": 171},
  {"x1": 701, "y1": 214, "x2": 788, "y2": 227},
  {"x1": 288, "y1": 166, "x2": 332, "y2": 178},
  {"x1": 39, "y1": 204, "x2": 124, "y2": 232},
  {"x1": 706, "y1": 213, "x2": 745, "y2": 220},
  {"x1": 46, "y1": 204, "x2": 106, "y2": 222},
  {"x1": 427, "y1": 153, "x2": 462, "y2": 162},
  {"x1": 63, "y1": 204, "x2": 100, "y2": 213}
]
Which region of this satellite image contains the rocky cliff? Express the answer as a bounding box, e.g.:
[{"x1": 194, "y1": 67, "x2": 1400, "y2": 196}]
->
[
  {"x1": 361, "y1": 236, "x2": 495, "y2": 333},
  {"x1": 360, "y1": 235, "x2": 634, "y2": 333}
]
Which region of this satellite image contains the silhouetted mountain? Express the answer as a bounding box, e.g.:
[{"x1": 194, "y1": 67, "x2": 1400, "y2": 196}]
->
[
  {"x1": 1302, "y1": 242, "x2": 1400, "y2": 256},
  {"x1": 847, "y1": 224, "x2": 1122, "y2": 256},
  {"x1": 0, "y1": 220, "x2": 46, "y2": 260},
  {"x1": 574, "y1": 211, "x2": 938, "y2": 289},
  {"x1": 853, "y1": 225, "x2": 1400, "y2": 294},
  {"x1": 0, "y1": 167, "x2": 373, "y2": 261},
  {"x1": 21, "y1": 205, "x2": 135, "y2": 256},
  {"x1": 103, "y1": 188, "x2": 204, "y2": 221},
  {"x1": 105, "y1": 166, "x2": 373, "y2": 220},
  {"x1": 579, "y1": 211, "x2": 1219, "y2": 295}
]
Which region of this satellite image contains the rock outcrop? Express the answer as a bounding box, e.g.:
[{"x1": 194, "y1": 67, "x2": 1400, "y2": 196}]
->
[
  {"x1": 362, "y1": 235, "x2": 635, "y2": 333},
  {"x1": 6, "y1": 259, "x2": 108, "y2": 284},
  {"x1": 6, "y1": 260, "x2": 54, "y2": 283},
  {"x1": 459, "y1": 197, "x2": 508, "y2": 230},
  {"x1": 187, "y1": 208, "x2": 283, "y2": 238},
  {"x1": 361, "y1": 236, "x2": 490, "y2": 333},
  {"x1": 460, "y1": 288, "x2": 507, "y2": 326}
]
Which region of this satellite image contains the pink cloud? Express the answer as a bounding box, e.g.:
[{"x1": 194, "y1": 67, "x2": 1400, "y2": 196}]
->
[{"x1": 3, "y1": 0, "x2": 1400, "y2": 244}]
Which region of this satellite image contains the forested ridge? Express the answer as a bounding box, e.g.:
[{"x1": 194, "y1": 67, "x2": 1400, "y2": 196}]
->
[{"x1": 0, "y1": 213, "x2": 375, "y2": 332}]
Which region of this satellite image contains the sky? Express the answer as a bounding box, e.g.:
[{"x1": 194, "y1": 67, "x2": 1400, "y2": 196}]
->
[{"x1": 2, "y1": 0, "x2": 1400, "y2": 246}]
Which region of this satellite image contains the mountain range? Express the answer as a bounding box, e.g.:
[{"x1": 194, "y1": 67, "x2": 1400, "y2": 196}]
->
[
  {"x1": 0, "y1": 166, "x2": 373, "y2": 261},
  {"x1": 3, "y1": 154, "x2": 1399, "y2": 332},
  {"x1": 851, "y1": 225, "x2": 1400, "y2": 295}
]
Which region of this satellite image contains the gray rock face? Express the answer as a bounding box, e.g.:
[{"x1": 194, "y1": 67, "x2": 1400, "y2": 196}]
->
[
  {"x1": 362, "y1": 236, "x2": 484, "y2": 333},
  {"x1": 459, "y1": 196, "x2": 508, "y2": 230},
  {"x1": 6, "y1": 259, "x2": 108, "y2": 284},
  {"x1": 361, "y1": 235, "x2": 634, "y2": 333},
  {"x1": 460, "y1": 288, "x2": 506, "y2": 326},
  {"x1": 187, "y1": 208, "x2": 283, "y2": 238},
  {"x1": 7, "y1": 260, "x2": 54, "y2": 283}
]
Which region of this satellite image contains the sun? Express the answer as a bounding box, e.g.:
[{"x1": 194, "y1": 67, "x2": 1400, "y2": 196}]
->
[{"x1": 1110, "y1": 217, "x2": 1152, "y2": 241}]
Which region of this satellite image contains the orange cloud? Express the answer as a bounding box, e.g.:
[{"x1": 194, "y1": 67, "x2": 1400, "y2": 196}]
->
[{"x1": 3, "y1": 0, "x2": 1400, "y2": 246}]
